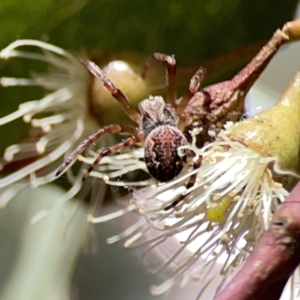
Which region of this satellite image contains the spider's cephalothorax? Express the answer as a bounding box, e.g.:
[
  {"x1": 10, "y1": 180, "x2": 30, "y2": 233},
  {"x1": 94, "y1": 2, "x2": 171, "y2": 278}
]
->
[{"x1": 139, "y1": 96, "x2": 187, "y2": 182}]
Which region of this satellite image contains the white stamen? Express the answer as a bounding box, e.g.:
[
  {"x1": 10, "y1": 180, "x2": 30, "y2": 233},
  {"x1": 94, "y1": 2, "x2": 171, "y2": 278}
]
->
[{"x1": 87, "y1": 204, "x2": 136, "y2": 223}]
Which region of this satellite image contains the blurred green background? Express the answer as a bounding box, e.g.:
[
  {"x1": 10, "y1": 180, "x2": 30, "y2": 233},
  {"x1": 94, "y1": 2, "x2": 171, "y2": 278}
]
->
[{"x1": 0, "y1": 0, "x2": 297, "y2": 62}]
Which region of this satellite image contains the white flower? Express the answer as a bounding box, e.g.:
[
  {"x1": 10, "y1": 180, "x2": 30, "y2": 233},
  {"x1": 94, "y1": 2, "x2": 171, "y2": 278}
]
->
[
  {"x1": 89, "y1": 126, "x2": 294, "y2": 297},
  {"x1": 2, "y1": 36, "x2": 298, "y2": 298},
  {"x1": 0, "y1": 40, "x2": 95, "y2": 214}
]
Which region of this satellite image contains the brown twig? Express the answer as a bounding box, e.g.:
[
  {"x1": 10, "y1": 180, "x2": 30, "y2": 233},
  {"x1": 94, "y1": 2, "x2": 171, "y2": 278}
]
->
[{"x1": 181, "y1": 19, "x2": 300, "y2": 147}]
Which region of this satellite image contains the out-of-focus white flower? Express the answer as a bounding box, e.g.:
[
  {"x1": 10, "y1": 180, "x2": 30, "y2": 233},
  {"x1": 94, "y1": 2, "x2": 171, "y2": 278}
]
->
[
  {"x1": 0, "y1": 40, "x2": 92, "y2": 210},
  {"x1": 0, "y1": 184, "x2": 88, "y2": 300},
  {"x1": 0, "y1": 40, "x2": 154, "y2": 224}
]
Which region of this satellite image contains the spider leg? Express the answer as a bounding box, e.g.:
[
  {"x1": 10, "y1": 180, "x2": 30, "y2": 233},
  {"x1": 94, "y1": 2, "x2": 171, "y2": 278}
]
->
[
  {"x1": 141, "y1": 52, "x2": 177, "y2": 107},
  {"x1": 164, "y1": 153, "x2": 202, "y2": 210},
  {"x1": 82, "y1": 135, "x2": 141, "y2": 181},
  {"x1": 55, "y1": 124, "x2": 138, "y2": 176},
  {"x1": 176, "y1": 67, "x2": 207, "y2": 116},
  {"x1": 82, "y1": 58, "x2": 141, "y2": 124}
]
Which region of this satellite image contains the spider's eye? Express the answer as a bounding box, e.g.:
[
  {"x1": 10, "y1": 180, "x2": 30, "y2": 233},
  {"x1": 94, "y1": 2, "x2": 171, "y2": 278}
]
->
[{"x1": 206, "y1": 194, "x2": 233, "y2": 223}]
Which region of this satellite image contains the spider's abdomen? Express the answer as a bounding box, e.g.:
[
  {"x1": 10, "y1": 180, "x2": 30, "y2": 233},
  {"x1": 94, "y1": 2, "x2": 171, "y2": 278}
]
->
[{"x1": 144, "y1": 126, "x2": 187, "y2": 182}]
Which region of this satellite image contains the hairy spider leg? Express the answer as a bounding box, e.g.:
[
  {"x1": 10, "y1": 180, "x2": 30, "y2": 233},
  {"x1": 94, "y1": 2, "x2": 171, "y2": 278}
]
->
[
  {"x1": 82, "y1": 58, "x2": 141, "y2": 124},
  {"x1": 82, "y1": 135, "x2": 141, "y2": 181},
  {"x1": 176, "y1": 67, "x2": 207, "y2": 116},
  {"x1": 141, "y1": 52, "x2": 177, "y2": 107},
  {"x1": 55, "y1": 125, "x2": 138, "y2": 176},
  {"x1": 164, "y1": 152, "x2": 202, "y2": 210}
]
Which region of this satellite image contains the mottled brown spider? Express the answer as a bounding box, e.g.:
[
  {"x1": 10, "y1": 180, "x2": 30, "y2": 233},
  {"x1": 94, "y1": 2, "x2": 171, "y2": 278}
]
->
[{"x1": 55, "y1": 53, "x2": 206, "y2": 183}]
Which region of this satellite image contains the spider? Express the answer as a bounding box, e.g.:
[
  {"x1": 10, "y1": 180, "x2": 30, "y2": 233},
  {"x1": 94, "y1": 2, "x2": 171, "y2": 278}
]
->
[{"x1": 55, "y1": 53, "x2": 207, "y2": 185}]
